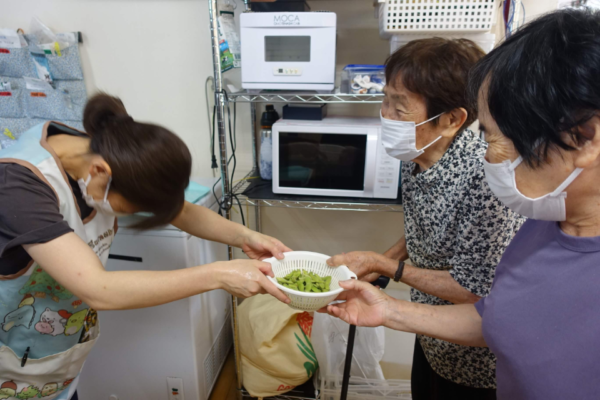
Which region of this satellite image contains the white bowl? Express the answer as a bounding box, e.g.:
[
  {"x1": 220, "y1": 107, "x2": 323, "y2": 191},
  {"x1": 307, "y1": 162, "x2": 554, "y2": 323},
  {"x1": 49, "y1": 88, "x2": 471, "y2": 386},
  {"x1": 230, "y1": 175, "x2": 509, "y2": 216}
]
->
[{"x1": 265, "y1": 251, "x2": 357, "y2": 311}]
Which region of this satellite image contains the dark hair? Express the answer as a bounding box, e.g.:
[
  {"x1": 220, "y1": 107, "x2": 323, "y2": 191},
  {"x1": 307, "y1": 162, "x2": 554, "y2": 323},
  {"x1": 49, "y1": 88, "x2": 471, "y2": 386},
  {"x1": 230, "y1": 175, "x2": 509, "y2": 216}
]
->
[
  {"x1": 468, "y1": 9, "x2": 600, "y2": 167},
  {"x1": 84, "y1": 93, "x2": 192, "y2": 229},
  {"x1": 385, "y1": 37, "x2": 485, "y2": 131}
]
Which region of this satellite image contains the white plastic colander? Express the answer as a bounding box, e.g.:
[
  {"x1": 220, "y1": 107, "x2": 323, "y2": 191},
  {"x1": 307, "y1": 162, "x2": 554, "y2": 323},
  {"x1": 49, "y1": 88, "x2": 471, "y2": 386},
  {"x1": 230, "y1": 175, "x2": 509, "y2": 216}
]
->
[{"x1": 265, "y1": 251, "x2": 357, "y2": 311}]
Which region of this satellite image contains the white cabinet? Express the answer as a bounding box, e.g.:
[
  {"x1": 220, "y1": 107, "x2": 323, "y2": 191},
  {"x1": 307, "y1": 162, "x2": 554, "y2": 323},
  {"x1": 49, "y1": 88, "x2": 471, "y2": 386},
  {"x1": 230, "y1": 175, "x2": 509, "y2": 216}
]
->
[{"x1": 79, "y1": 180, "x2": 231, "y2": 400}]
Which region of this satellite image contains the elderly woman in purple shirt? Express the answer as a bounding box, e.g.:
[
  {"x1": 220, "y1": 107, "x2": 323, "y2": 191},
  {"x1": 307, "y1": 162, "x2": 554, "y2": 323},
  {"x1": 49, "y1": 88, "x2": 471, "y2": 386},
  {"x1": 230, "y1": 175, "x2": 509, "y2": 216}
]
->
[{"x1": 323, "y1": 9, "x2": 600, "y2": 400}]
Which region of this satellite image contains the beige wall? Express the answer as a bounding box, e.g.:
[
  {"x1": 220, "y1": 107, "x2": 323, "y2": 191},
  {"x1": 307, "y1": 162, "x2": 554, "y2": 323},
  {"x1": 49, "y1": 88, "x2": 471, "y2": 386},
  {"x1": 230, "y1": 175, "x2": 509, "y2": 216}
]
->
[
  {"x1": 523, "y1": 0, "x2": 560, "y2": 21},
  {"x1": 1, "y1": 0, "x2": 249, "y2": 178}
]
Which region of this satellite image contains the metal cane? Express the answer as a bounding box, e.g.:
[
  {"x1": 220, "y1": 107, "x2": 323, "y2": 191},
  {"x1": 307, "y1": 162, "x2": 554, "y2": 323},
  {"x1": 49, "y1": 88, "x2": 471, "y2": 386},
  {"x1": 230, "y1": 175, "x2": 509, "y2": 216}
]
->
[{"x1": 339, "y1": 276, "x2": 390, "y2": 400}]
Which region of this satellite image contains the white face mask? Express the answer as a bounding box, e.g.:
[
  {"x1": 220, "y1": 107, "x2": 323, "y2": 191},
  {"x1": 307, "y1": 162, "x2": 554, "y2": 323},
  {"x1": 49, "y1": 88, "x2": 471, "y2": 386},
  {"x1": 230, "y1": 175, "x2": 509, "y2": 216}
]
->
[
  {"x1": 380, "y1": 110, "x2": 444, "y2": 161},
  {"x1": 483, "y1": 156, "x2": 583, "y2": 221},
  {"x1": 77, "y1": 175, "x2": 127, "y2": 217}
]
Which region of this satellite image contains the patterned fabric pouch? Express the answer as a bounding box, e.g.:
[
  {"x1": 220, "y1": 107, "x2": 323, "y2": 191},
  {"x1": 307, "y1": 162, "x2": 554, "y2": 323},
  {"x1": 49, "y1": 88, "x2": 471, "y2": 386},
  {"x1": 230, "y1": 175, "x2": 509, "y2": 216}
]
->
[
  {"x1": 0, "y1": 116, "x2": 45, "y2": 149},
  {"x1": 0, "y1": 35, "x2": 36, "y2": 78},
  {"x1": 25, "y1": 33, "x2": 83, "y2": 81},
  {"x1": 25, "y1": 80, "x2": 86, "y2": 121},
  {"x1": 0, "y1": 77, "x2": 25, "y2": 118},
  {"x1": 46, "y1": 43, "x2": 84, "y2": 80}
]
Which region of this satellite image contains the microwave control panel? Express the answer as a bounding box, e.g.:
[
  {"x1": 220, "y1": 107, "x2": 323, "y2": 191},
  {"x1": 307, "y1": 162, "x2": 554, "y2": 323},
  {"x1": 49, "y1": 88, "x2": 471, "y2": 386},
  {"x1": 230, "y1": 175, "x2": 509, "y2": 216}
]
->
[
  {"x1": 374, "y1": 140, "x2": 401, "y2": 199},
  {"x1": 273, "y1": 67, "x2": 303, "y2": 76}
]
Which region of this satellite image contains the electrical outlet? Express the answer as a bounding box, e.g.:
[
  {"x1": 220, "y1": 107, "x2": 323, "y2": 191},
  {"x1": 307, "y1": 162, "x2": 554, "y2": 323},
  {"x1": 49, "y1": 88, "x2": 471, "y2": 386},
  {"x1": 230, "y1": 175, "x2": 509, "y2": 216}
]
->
[{"x1": 167, "y1": 377, "x2": 184, "y2": 400}]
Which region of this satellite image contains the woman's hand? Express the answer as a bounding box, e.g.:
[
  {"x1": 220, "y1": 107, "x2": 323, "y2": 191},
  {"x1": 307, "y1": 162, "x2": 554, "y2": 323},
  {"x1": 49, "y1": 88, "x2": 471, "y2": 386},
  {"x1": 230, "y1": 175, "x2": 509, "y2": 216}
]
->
[
  {"x1": 320, "y1": 280, "x2": 389, "y2": 327},
  {"x1": 327, "y1": 251, "x2": 382, "y2": 282},
  {"x1": 240, "y1": 231, "x2": 292, "y2": 260},
  {"x1": 172, "y1": 202, "x2": 291, "y2": 259},
  {"x1": 216, "y1": 259, "x2": 290, "y2": 303},
  {"x1": 321, "y1": 280, "x2": 487, "y2": 347}
]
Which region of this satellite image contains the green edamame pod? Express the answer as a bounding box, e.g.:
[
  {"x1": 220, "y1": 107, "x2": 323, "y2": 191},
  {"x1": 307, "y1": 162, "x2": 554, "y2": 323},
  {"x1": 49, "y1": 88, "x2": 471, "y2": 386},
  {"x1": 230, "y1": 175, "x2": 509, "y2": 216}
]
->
[{"x1": 280, "y1": 269, "x2": 333, "y2": 292}]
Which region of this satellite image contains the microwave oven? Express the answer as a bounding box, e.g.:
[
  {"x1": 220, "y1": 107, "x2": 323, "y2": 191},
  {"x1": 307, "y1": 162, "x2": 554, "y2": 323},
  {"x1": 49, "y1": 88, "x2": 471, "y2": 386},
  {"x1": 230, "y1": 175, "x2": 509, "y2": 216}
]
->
[
  {"x1": 272, "y1": 117, "x2": 400, "y2": 199},
  {"x1": 240, "y1": 12, "x2": 336, "y2": 92}
]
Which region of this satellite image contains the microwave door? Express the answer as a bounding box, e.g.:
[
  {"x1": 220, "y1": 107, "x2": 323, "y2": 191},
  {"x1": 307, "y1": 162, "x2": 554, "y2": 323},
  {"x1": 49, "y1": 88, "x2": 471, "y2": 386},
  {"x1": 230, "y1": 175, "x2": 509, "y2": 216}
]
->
[{"x1": 274, "y1": 130, "x2": 377, "y2": 198}]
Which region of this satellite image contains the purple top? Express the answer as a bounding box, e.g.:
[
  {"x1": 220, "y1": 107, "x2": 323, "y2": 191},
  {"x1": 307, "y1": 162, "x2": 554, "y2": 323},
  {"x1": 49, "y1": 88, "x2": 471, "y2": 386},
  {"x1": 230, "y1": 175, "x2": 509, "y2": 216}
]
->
[{"x1": 476, "y1": 219, "x2": 600, "y2": 399}]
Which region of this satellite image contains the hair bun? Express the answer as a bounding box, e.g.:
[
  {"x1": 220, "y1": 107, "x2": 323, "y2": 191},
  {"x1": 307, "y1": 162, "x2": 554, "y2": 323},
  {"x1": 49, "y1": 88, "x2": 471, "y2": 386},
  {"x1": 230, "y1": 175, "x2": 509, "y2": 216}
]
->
[
  {"x1": 109, "y1": 114, "x2": 134, "y2": 125},
  {"x1": 83, "y1": 92, "x2": 130, "y2": 134}
]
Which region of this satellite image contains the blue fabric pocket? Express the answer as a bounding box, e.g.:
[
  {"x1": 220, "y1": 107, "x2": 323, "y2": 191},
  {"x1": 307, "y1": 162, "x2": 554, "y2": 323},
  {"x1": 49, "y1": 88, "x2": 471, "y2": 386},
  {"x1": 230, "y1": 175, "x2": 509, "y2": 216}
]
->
[
  {"x1": 24, "y1": 33, "x2": 84, "y2": 81},
  {"x1": 0, "y1": 39, "x2": 36, "y2": 78},
  {"x1": 46, "y1": 45, "x2": 84, "y2": 80},
  {"x1": 24, "y1": 80, "x2": 87, "y2": 121},
  {"x1": 0, "y1": 88, "x2": 25, "y2": 118},
  {"x1": 55, "y1": 80, "x2": 87, "y2": 120},
  {"x1": 0, "y1": 117, "x2": 45, "y2": 149},
  {"x1": 0, "y1": 73, "x2": 27, "y2": 119}
]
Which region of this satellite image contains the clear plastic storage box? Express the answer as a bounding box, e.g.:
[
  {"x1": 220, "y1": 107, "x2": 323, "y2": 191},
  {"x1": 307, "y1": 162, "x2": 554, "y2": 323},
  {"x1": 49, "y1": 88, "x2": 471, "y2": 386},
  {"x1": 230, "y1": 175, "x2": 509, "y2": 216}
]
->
[{"x1": 341, "y1": 65, "x2": 386, "y2": 94}]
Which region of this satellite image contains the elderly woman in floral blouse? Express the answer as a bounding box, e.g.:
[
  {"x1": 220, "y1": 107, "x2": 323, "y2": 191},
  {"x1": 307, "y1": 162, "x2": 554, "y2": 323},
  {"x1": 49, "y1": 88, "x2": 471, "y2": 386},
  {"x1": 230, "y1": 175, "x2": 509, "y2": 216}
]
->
[{"x1": 327, "y1": 38, "x2": 524, "y2": 399}]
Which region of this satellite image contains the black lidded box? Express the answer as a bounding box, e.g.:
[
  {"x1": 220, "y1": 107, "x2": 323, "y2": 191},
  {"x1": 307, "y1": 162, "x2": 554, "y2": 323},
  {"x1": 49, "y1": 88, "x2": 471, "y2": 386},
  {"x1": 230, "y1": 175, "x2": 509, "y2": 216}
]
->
[
  {"x1": 250, "y1": 0, "x2": 310, "y2": 12},
  {"x1": 282, "y1": 104, "x2": 328, "y2": 121}
]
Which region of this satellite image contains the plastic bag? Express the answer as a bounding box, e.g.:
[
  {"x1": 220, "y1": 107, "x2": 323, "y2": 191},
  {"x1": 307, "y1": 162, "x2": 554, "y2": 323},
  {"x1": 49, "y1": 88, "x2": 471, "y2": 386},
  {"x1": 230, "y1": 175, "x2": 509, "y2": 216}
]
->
[
  {"x1": 29, "y1": 17, "x2": 76, "y2": 56},
  {"x1": 218, "y1": 0, "x2": 241, "y2": 68},
  {"x1": 311, "y1": 311, "x2": 386, "y2": 383},
  {"x1": 0, "y1": 28, "x2": 22, "y2": 48},
  {"x1": 238, "y1": 294, "x2": 318, "y2": 398}
]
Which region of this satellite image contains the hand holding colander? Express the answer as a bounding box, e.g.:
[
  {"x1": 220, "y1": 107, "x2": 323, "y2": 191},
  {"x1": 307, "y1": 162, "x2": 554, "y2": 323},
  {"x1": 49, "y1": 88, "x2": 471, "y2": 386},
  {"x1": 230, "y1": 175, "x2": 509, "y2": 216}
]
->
[{"x1": 264, "y1": 251, "x2": 357, "y2": 311}]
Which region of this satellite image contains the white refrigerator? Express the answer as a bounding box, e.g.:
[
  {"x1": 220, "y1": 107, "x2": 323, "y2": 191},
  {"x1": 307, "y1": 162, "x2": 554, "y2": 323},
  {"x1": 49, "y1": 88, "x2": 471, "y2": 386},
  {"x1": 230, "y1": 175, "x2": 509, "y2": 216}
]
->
[{"x1": 79, "y1": 178, "x2": 232, "y2": 400}]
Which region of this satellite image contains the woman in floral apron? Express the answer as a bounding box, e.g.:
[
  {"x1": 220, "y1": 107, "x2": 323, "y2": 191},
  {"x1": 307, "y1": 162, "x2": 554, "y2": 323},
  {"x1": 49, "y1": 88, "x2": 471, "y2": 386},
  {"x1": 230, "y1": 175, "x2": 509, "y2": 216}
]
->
[{"x1": 0, "y1": 93, "x2": 290, "y2": 400}]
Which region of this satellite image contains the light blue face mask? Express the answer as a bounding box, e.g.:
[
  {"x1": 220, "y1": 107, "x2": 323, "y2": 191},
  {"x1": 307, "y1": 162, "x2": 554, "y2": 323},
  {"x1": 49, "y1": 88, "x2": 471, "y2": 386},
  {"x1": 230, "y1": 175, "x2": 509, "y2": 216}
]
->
[{"x1": 77, "y1": 175, "x2": 128, "y2": 217}]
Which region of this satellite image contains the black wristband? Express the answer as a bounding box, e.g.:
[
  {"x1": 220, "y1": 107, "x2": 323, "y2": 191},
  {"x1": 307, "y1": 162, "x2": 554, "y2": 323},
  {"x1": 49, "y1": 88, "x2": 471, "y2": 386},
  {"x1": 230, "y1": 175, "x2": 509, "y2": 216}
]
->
[
  {"x1": 371, "y1": 275, "x2": 391, "y2": 289},
  {"x1": 393, "y1": 260, "x2": 405, "y2": 282}
]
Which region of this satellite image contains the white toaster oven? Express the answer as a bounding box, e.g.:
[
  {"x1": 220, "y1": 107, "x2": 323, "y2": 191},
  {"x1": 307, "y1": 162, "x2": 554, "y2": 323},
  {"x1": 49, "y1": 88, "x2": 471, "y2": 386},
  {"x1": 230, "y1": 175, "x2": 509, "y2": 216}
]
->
[{"x1": 240, "y1": 12, "x2": 337, "y2": 92}]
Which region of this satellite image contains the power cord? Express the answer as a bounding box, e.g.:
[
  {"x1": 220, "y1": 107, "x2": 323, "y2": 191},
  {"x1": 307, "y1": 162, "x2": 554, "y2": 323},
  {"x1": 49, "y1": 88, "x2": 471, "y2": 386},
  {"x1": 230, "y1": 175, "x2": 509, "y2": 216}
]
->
[
  {"x1": 211, "y1": 105, "x2": 218, "y2": 169},
  {"x1": 210, "y1": 89, "x2": 246, "y2": 227},
  {"x1": 205, "y1": 77, "x2": 219, "y2": 173}
]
